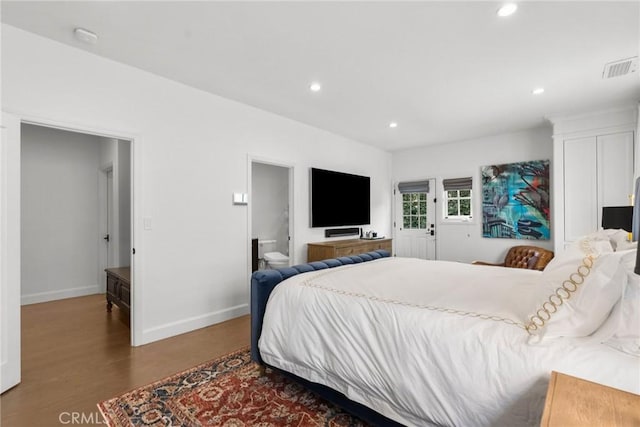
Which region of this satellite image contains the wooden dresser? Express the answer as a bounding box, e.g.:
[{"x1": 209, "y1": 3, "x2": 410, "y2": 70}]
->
[
  {"x1": 105, "y1": 267, "x2": 131, "y2": 322},
  {"x1": 307, "y1": 238, "x2": 392, "y2": 262},
  {"x1": 540, "y1": 371, "x2": 640, "y2": 426}
]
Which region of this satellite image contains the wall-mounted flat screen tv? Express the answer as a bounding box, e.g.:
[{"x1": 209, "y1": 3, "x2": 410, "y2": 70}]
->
[{"x1": 310, "y1": 167, "x2": 370, "y2": 228}]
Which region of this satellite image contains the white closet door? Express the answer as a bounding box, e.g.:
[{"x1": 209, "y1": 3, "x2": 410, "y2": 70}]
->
[
  {"x1": 597, "y1": 131, "x2": 634, "y2": 229},
  {"x1": 564, "y1": 136, "x2": 597, "y2": 243}
]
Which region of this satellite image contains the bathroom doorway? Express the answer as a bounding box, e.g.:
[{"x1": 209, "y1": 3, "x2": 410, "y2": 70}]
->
[{"x1": 250, "y1": 159, "x2": 294, "y2": 272}]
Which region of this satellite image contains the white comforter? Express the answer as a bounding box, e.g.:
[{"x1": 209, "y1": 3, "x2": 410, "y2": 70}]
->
[{"x1": 259, "y1": 257, "x2": 640, "y2": 426}]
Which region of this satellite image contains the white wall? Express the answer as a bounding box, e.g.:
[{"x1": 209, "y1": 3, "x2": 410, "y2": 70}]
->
[
  {"x1": 2, "y1": 25, "x2": 392, "y2": 344},
  {"x1": 252, "y1": 162, "x2": 289, "y2": 255},
  {"x1": 392, "y1": 126, "x2": 553, "y2": 263},
  {"x1": 20, "y1": 124, "x2": 102, "y2": 304}
]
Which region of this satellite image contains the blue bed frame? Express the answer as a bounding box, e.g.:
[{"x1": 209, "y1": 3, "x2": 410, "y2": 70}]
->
[{"x1": 250, "y1": 249, "x2": 404, "y2": 426}]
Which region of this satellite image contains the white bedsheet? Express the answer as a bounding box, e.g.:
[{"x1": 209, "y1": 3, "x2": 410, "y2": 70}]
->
[{"x1": 259, "y1": 257, "x2": 640, "y2": 426}]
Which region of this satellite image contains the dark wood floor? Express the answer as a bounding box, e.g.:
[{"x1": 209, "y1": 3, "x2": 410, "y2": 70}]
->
[{"x1": 0, "y1": 294, "x2": 250, "y2": 426}]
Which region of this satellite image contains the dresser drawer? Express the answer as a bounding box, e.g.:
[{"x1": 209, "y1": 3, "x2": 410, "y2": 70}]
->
[
  {"x1": 335, "y1": 245, "x2": 369, "y2": 257},
  {"x1": 119, "y1": 284, "x2": 131, "y2": 309},
  {"x1": 308, "y1": 238, "x2": 392, "y2": 262},
  {"x1": 105, "y1": 267, "x2": 131, "y2": 324},
  {"x1": 106, "y1": 275, "x2": 119, "y2": 298},
  {"x1": 370, "y1": 241, "x2": 391, "y2": 251}
]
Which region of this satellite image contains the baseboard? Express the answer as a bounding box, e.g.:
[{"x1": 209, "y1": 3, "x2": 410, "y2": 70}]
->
[
  {"x1": 140, "y1": 303, "x2": 250, "y2": 345},
  {"x1": 21, "y1": 285, "x2": 101, "y2": 305}
]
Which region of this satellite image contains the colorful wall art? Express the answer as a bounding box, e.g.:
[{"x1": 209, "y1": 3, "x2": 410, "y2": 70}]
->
[{"x1": 481, "y1": 160, "x2": 550, "y2": 240}]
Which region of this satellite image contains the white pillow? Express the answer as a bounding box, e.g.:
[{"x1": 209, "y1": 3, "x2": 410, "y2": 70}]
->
[
  {"x1": 593, "y1": 228, "x2": 637, "y2": 252},
  {"x1": 526, "y1": 235, "x2": 626, "y2": 338},
  {"x1": 602, "y1": 250, "x2": 640, "y2": 355}
]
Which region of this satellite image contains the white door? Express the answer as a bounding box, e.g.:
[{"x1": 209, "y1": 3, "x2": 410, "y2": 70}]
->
[
  {"x1": 563, "y1": 132, "x2": 634, "y2": 246},
  {"x1": 1, "y1": 113, "x2": 21, "y2": 393},
  {"x1": 596, "y1": 132, "x2": 634, "y2": 222},
  {"x1": 563, "y1": 137, "x2": 597, "y2": 244},
  {"x1": 99, "y1": 167, "x2": 115, "y2": 290},
  {"x1": 106, "y1": 169, "x2": 114, "y2": 267},
  {"x1": 395, "y1": 179, "x2": 436, "y2": 259}
]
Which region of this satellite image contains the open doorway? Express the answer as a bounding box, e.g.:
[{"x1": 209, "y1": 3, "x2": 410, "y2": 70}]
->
[
  {"x1": 1, "y1": 114, "x2": 138, "y2": 394},
  {"x1": 250, "y1": 159, "x2": 294, "y2": 272},
  {"x1": 20, "y1": 124, "x2": 131, "y2": 308}
]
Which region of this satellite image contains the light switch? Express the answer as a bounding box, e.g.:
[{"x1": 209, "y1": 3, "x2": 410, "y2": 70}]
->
[
  {"x1": 233, "y1": 193, "x2": 248, "y2": 205},
  {"x1": 143, "y1": 217, "x2": 152, "y2": 230}
]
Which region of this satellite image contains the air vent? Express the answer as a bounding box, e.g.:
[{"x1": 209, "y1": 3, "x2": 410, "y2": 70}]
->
[{"x1": 602, "y1": 57, "x2": 638, "y2": 79}]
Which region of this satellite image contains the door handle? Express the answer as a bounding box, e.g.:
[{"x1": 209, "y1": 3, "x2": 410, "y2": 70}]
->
[{"x1": 103, "y1": 234, "x2": 110, "y2": 242}]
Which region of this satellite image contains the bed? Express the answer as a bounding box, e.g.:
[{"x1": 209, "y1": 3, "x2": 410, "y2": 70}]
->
[{"x1": 250, "y1": 233, "x2": 640, "y2": 426}]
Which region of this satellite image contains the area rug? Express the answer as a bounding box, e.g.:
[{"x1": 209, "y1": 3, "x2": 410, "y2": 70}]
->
[{"x1": 98, "y1": 347, "x2": 367, "y2": 426}]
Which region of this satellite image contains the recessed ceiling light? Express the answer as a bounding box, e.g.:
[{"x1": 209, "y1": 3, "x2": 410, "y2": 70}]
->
[
  {"x1": 532, "y1": 87, "x2": 545, "y2": 95},
  {"x1": 309, "y1": 82, "x2": 321, "y2": 92},
  {"x1": 389, "y1": 122, "x2": 398, "y2": 128},
  {"x1": 74, "y1": 27, "x2": 98, "y2": 44},
  {"x1": 497, "y1": 3, "x2": 518, "y2": 17}
]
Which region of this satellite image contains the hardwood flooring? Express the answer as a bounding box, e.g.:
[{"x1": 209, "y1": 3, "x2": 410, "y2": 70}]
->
[{"x1": 0, "y1": 294, "x2": 250, "y2": 426}]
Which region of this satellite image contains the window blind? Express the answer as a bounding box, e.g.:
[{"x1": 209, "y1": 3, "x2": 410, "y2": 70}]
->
[
  {"x1": 442, "y1": 177, "x2": 472, "y2": 191},
  {"x1": 398, "y1": 180, "x2": 429, "y2": 194}
]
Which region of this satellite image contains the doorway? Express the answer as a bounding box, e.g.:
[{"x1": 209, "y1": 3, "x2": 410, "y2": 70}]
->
[
  {"x1": 21, "y1": 124, "x2": 131, "y2": 304},
  {"x1": 0, "y1": 114, "x2": 137, "y2": 393},
  {"x1": 249, "y1": 159, "x2": 294, "y2": 272},
  {"x1": 394, "y1": 178, "x2": 437, "y2": 260}
]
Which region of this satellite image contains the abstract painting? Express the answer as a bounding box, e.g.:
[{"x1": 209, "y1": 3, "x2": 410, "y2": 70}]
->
[{"x1": 481, "y1": 160, "x2": 550, "y2": 240}]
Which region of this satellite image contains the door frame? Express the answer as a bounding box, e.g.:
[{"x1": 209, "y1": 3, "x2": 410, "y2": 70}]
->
[
  {"x1": 1, "y1": 114, "x2": 21, "y2": 392},
  {"x1": 1, "y1": 111, "x2": 143, "y2": 393},
  {"x1": 246, "y1": 155, "x2": 295, "y2": 287}
]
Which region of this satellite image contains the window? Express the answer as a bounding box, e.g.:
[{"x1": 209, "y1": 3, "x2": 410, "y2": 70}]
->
[
  {"x1": 443, "y1": 177, "x2": 473, "y2": 220},
  {"x1": 402, "y1": 192, "x2": 427, "y2": 229},
  {"x1": 445, "y1": 189, "x2": 472, "y2": 218}
]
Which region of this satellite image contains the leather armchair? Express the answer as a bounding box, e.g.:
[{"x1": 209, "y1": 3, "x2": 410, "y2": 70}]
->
[{"x1": 472, "y1": 245, "x2": 554, "y2": 271}]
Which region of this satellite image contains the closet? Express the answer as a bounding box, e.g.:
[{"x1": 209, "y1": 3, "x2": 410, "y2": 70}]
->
[{"x1": 551, "y1": 107, "x2": 637, "y2": 253}]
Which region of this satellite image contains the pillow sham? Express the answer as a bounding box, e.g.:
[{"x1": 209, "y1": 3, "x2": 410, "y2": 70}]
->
[
  {"x1": 591, "y1": 228, "x2": 636, "y2": 252},
  {"x1": 526, "y1": 235, "x2": 626, "y2": 339},
  {"x1": 603, "y1": 250, "x2": 640, "y2": 355}
]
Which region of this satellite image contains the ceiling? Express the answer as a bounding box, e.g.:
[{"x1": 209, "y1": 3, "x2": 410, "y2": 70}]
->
[{"x1": 2, "y1": 1, "x2": 639, "y2": 152}]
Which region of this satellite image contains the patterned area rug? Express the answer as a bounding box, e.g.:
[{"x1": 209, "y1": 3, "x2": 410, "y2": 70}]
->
[{"x1": 98, "y1": 347, "x2": 367, "y2": 426}]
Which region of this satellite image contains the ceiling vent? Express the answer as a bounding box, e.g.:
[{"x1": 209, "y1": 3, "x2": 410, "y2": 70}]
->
[{"x1": 602, "y1": 57, "x2": 638, "y2": 79}]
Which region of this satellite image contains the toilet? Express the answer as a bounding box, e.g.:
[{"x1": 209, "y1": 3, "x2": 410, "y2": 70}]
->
[{"x1": 258, "y1": 239, "x2": 290, "y2": 269}]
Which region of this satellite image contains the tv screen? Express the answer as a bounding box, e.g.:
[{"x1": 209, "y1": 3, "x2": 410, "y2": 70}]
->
[{"x1": 310, "y1": 168, "x2": 370, "y2": 228}]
